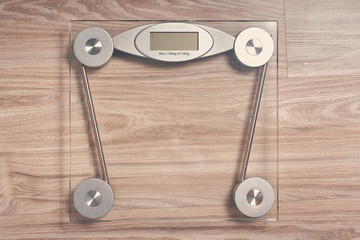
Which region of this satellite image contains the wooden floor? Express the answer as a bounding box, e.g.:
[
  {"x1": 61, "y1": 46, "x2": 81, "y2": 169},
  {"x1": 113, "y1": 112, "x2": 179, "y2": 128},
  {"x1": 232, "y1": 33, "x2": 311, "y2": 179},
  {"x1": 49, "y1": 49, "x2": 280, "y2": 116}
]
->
[{"x1": 1, "y1": 0, "x2": 360, "y2": 239}]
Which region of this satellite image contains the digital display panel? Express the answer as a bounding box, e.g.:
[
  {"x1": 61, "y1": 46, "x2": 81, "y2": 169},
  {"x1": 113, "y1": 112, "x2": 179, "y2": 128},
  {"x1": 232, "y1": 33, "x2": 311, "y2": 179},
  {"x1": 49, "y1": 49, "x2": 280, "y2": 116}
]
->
[{"x1": 150, "y1": 32, "x2": 198, "y2": 51}]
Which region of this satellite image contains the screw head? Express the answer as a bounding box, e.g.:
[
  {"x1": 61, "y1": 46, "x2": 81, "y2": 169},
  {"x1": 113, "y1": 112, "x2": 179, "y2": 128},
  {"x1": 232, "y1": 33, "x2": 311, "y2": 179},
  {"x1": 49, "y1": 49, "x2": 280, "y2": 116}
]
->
[
  {"x1": 246, "y1": 188, "x2": 263, "y2": 206},
  {"x1": 85, "y1": 38, "x2": 102, "y2": 55},
  {"x1": 85, "y1": 190, "x2": 102, "y2": 207},
  {"x1": 246, "y1": 38, "x2": 263, "y2": 56}
]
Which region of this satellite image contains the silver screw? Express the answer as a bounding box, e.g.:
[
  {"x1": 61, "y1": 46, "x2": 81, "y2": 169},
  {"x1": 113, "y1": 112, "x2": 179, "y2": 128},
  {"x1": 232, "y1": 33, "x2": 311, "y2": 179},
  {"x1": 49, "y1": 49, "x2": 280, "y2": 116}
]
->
[
  {"x1": 85, "y1": 38, "x2": 102, "y2": 55},
  {"x1": 246, "y1": 38, "x2": 263, "y2": 56},
  {"x1": 85, "y1": 190, "x2": 102, "y2": 207},
  {"x1": 247, "y1": 188, "x2": 263, "y2": 206}
]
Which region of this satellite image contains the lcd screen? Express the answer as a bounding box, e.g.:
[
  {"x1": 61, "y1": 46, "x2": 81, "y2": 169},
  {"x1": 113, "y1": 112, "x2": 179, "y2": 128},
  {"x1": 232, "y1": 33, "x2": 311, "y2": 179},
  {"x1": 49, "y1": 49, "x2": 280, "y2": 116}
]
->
[{"x1": 150, "y1": 32, "x2": 198, "y2": 51}]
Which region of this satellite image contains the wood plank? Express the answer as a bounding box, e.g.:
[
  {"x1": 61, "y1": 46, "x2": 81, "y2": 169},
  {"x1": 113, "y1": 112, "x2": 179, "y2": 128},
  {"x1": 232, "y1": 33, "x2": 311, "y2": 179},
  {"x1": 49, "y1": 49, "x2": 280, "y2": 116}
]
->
[
  {"x1": 0, "y1": 58, "x2": 68, "y2": 89},
  {"x1": 285, "y1": 0, "x2": 360, "y2": 77},
  {"x1": 278, "y1": 73, "x2": 360, "y2": 230}
]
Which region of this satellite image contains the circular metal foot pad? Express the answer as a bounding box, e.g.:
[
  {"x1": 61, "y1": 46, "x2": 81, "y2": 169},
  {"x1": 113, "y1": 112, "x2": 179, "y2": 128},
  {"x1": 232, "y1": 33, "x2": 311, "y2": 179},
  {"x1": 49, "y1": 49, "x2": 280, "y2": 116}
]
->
[
  {"x1": 234, "y1": 27, "x2": 274, "y2": 67},
  {"x1": 74, "y1": 178, "x2": 114, "y2": 219},
  {"x1": 73, "y1": 27, "x2": 114, "y2": 68},
  {"x1": 233, "y1": 177, "x2": 275, "y2": 218}
]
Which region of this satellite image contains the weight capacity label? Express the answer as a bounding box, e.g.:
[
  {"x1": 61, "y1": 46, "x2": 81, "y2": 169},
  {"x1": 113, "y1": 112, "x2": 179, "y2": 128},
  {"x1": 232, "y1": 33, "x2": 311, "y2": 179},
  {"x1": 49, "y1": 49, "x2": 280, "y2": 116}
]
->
[{"x1": 158, "y1": 51, "x2": 190, "y2": 56}]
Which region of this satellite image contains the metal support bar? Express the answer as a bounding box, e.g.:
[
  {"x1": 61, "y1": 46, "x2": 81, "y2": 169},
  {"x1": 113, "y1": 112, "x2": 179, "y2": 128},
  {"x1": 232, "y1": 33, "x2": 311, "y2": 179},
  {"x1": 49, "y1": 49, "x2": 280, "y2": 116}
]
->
[
  {"x1": 80, "y1": 64, "x2": 109, "y2": 184},
  {"x1": 239, "y1": 62, "x2": 268, "y2": 182}
]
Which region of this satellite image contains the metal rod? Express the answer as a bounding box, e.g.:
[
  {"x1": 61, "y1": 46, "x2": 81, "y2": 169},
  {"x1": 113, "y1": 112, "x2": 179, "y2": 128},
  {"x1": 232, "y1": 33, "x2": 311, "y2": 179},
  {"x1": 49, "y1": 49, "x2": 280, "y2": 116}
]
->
[
  {"x1": 239, "y1": 62, "x2": 268, "y2": 182},
  {"x1": 80, "y1": 64, "x2": 109, "y2": 184}
]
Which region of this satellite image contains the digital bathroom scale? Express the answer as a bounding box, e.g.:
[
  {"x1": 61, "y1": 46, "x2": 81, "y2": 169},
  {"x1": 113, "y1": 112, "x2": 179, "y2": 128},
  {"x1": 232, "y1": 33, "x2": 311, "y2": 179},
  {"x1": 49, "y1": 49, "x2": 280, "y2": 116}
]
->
[{"x1": 69, "y1": 20, "x2": 278, "y2": 222}]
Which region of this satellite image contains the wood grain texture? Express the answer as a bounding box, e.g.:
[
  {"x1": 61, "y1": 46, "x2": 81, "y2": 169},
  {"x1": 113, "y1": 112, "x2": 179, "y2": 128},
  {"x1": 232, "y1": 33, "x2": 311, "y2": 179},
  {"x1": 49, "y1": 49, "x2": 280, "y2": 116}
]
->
[
  {"x1": 0, "y1": 0, "x2": 359, "y2": 239},
  {"x1": 285, "y1": 0, "x2": 360, "y2": 78}
]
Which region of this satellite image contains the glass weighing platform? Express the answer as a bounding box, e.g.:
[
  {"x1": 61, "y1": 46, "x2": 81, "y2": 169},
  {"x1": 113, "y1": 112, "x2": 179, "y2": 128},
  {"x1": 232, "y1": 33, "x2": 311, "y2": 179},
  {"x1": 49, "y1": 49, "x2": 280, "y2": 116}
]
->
[{"x1": 69, "y1": 20, "x2": 278, "y2": 222}]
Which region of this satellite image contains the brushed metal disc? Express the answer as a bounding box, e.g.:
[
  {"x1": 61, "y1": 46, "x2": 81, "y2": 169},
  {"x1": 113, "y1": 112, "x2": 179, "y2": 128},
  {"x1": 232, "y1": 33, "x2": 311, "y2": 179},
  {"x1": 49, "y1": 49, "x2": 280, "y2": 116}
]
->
[
  {"x1": 73, "y1": 178, "x2": 114, "y2": 219},
  {"x1": 233, "y1": 177, "x2": 274, "y2": 218},
  {"x1": 234, "y1": 27, "x2": 274, "y2": 67},
  {"x1": 73, "y1": 27, "x2": 114, "y2": 68}
]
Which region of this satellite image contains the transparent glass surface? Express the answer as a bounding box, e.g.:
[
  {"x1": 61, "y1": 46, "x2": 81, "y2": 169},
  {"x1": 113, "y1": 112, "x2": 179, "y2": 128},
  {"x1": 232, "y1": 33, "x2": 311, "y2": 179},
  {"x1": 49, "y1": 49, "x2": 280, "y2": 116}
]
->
[{"x1": 69, "y1": 20, "x2": 278, "y2": 222}]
